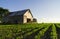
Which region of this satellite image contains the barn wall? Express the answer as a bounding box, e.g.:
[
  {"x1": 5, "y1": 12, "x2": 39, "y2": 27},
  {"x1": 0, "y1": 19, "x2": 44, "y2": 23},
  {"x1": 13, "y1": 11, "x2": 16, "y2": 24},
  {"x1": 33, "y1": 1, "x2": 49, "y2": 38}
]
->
[
  {"x1": 23, "y1": 11, "x2": 33, "y2": 23},
  {"x1": 13, "y1": 15, "x2": 23, "y2": 23},
  {"x1": 4, "y1": 15, "x2": 23, "y2": 23},
  {"x1": 23, "y1": 15, "x2": 27, "y2": 23}
]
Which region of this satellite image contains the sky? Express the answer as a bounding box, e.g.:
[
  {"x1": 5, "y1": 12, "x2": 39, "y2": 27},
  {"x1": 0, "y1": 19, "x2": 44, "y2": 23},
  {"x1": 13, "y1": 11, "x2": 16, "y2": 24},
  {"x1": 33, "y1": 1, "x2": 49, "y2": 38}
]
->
[{"x1": 0, "y1": 0, "x2": 60, "y2": 23}]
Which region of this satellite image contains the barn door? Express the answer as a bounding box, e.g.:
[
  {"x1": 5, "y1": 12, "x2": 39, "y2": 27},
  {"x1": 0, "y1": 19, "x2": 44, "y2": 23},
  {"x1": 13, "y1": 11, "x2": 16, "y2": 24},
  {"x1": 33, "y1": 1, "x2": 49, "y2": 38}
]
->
[{"x1": 27, "y1": 18, "x2": 31, "y2": 22}]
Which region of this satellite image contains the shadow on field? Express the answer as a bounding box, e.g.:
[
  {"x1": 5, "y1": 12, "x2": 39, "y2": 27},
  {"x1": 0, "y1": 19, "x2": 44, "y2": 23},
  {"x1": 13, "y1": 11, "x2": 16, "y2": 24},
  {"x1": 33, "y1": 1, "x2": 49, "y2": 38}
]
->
[
  {"x1": 11, "y1": 28, "x2": 38, "y2": 39},
  {"x1": 6, "y1": 27, "x2": 40, "y2": 39},
  {"x1": 23, "y1": 27, "x2": 45, "y2": 39},
  {"x1": 55, "y1": 24, "x2": 60, "y2": 39},
  {"x1": 17, "y1": 28, "x2": 38, "y2": 37},
  {"x1": 40, "y1": 25, "x2": 52, "y2": 39}
]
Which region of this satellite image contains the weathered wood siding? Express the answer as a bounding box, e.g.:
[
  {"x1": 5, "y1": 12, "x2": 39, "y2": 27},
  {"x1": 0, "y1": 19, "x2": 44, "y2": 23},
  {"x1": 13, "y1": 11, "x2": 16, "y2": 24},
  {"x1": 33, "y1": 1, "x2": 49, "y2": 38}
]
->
[
  {"x1": 3, "y1": 15, "x2": 23, "y2": 23},
  {"x1": 23, "y1": 10, "x2": 33, "y2": 23},
  {"x1": 9, "y1": 15, "x2": 23, "y2": 23}
]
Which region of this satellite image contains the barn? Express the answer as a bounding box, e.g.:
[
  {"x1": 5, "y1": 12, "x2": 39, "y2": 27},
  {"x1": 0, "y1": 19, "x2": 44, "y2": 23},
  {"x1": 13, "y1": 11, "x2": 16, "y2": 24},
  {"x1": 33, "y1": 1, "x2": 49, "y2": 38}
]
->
[{"x1": 2, "y1": 9, "x2": 34, "y2": 23}]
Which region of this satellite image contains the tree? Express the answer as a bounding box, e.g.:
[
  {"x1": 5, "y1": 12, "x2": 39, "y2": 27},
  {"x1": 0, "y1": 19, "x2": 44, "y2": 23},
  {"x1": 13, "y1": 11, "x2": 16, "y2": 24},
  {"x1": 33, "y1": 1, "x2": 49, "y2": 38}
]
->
[{"x1": 0, "y1": 7, "x2": 9, "y2": 23}]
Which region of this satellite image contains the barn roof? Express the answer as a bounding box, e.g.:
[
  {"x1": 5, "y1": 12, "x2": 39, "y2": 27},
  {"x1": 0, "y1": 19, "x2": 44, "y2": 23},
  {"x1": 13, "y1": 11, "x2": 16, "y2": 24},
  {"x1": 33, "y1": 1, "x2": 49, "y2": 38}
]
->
[{"x1": 8, "y1": 9, "x2": 33, "y2": 17}]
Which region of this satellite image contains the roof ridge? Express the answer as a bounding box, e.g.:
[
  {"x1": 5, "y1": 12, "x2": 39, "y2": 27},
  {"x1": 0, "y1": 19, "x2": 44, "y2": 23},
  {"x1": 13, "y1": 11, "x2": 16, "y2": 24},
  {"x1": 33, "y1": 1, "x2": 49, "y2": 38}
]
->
[{"x1": 10, "y1": 9, "x2": 30, "y2": 13}]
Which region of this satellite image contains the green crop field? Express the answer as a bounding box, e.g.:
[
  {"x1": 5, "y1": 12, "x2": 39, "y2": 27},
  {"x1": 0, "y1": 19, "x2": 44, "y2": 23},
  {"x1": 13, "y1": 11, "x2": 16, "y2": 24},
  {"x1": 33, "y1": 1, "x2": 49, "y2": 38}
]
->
[{"x1": 0, "y1": 23, "x2": 60, "y2": 39}]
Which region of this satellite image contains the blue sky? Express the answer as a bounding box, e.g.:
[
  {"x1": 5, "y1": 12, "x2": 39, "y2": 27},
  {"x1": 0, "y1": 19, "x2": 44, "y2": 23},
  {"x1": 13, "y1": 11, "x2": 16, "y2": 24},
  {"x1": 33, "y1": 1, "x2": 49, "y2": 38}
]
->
[{"x1": 0, "y1": 0, "x2": 60, "y2": 23}]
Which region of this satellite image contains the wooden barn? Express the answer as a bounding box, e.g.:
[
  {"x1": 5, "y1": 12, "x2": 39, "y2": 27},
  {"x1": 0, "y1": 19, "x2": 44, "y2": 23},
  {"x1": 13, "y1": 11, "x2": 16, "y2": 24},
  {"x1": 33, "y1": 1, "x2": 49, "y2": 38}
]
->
[{"x1": 2, "y1": 9, "x2": 34, "y2": 23}]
